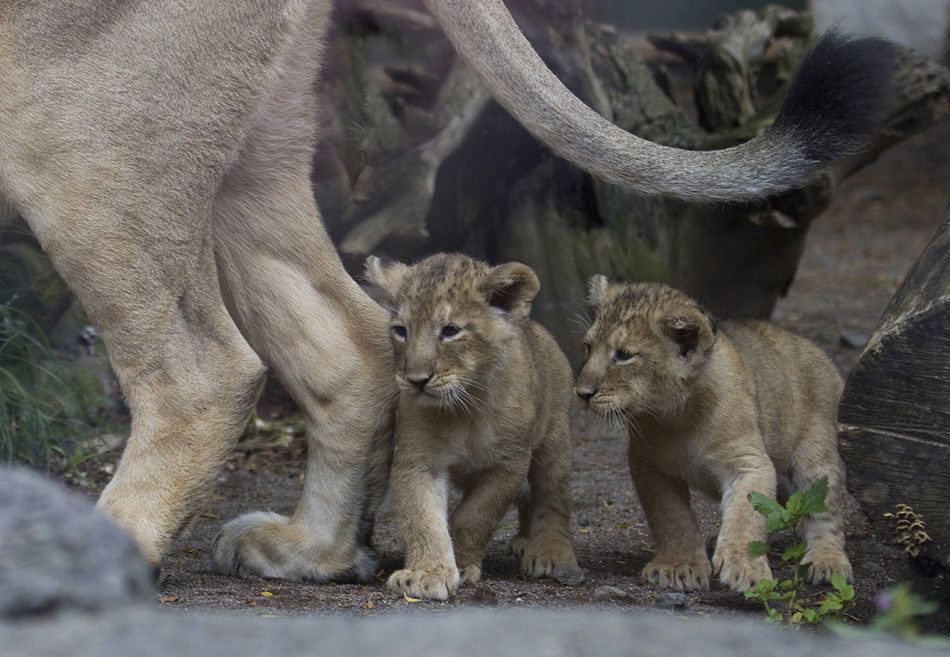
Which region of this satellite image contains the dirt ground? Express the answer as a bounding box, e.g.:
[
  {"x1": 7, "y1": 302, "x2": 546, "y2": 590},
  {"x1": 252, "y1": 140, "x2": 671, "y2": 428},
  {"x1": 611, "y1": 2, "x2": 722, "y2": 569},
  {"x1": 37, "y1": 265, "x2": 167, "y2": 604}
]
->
[{"x1": 66, "y1": 118, "x2": 950, "y2": 629}]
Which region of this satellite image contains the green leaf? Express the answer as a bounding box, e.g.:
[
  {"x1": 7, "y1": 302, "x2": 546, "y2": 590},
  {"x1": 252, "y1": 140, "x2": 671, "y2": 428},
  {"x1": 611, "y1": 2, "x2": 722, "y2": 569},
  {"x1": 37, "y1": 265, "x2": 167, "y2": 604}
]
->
[
  {"x1": 837, "y1": 585, "x2": 855, "y2": 602},
  {"x1": 762, "y1": 516, "x2": 784, "y2": 534},
  {"x1": 747, "y1": 541, "x2": 770, "y2": 558},
  {"x1": 752, "y1": 579, "x2": 777, "y2": 596},
  {"x1": 819, "y1": 600, "x2": 843, "y2": 614},
  {"x1": 748, "y1": 492, "x2": 784, "y2": 518},
  {"x1": 802, "y1": 609, "x2": 819, "y2": 623},
  {"x1": 801, "y1": 477, "x2": 830, "y2": 515},
  {"x1": 784, "y1": 491, "x2": 804, "y2": 521},
  {"x1": 782, "y1": 542, "x2": 808, "y2": 562}
]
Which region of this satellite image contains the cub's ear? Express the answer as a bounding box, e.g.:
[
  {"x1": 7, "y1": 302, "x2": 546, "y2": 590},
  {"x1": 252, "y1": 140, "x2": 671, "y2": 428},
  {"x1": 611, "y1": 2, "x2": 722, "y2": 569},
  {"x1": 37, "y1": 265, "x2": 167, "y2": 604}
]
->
[
  {"x1": 364, "y1": 255, "x2": 409, "y2": 309},
  {"x1": 480, "y1": 262, "x2": 540, "y2": 318},
  {"x1": 587, "y1": 275, "x2": 613, "y2": 309},
  {"x1": 659, "y1": 306, "x2": 715, "y2": 360}
]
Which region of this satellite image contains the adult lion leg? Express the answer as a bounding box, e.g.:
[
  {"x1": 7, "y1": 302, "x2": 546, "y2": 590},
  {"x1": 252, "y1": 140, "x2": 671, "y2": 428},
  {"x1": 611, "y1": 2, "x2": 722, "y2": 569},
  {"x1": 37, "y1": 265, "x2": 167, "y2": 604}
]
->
[
  {"x1": 210, "y1": 230, "x2": 396, "y2": 580},
  {"x1": 93, "y1": 265, "x2": 267, "y2": 564},
  {"x1": 6, "y1": 186, "x2": 266, "y2": 564},
  {"x1": 208, "y1": 11, "x2": 396, "y2": 581}
]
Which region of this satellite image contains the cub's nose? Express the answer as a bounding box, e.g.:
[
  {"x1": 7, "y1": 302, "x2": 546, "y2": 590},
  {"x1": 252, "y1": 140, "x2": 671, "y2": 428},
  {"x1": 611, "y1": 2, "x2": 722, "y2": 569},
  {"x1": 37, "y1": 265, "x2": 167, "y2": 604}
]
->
[
  {"x1": 406, "y1": 373, "x2": 432, "y2": 391},
  {"x1": 575, "y1": 387, "x2": 597, "y2": 406}
]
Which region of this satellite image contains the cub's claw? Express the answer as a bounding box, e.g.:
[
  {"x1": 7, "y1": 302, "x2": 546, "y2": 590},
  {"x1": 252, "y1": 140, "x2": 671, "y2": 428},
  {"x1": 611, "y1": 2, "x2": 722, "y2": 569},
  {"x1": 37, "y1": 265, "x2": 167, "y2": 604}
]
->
[
  {"x1": 519, "y1": 543, "x2": 582, "y2": 584},
  {"x1": 712, "y1": 548, "x2": 771, "y2": 593},
  {"x1": 643, "y1": 557, "x2": 711, "y2": 592},
  {"x1": 805, "y1": 549, "x2": 853, "y2": 585},
  {"x1": 508, "y1": 536, "x2": 529, "y2": 559},
  {"x1": 387, "y1": 567, "x2": 460, "y2": 601},
  {"x1": 459, "y1": 563, "x2": 482, "y2": 585}
]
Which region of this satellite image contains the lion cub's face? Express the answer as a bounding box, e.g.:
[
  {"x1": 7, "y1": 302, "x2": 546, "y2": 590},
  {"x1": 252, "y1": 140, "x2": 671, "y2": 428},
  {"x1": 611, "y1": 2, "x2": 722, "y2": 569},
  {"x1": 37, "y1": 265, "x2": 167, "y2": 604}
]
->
[
  {"x1": 365, "y1": 253, "x2": 540, "y2": 410},
  {"x1": 575, "y1": 277, "x2": 716, "y2": 420}
]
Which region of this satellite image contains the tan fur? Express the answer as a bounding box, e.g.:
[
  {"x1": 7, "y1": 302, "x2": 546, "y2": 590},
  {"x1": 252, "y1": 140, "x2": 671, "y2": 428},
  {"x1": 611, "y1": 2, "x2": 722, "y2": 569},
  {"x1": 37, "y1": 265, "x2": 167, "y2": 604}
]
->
[
  {"x1": 0, "y1": 0, "x2": 875, "y2": 579},
  {"x1": 576, "y1": 278, "x2": 851, "y2": 593},
  {"x1": 366, "y1": 254, "x2": 580, "y2": 600},
  {"x1": 0, "y1": 1, "x2": 394, "y2": 581}
]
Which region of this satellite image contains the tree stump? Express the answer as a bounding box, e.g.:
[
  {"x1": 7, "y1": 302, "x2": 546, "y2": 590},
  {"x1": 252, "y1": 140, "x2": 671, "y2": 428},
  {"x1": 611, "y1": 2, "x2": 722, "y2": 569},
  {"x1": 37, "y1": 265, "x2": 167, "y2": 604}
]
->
[{"x1": 839, "y1": 210, "x2": 950, "y2": 574}]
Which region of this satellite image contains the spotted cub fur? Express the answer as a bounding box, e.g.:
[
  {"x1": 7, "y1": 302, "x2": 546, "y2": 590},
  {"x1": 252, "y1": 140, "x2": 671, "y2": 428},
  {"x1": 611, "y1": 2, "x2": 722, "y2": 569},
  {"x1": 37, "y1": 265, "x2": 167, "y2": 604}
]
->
[
  {"x1": 575, "y1": 278, "x2": 851, "y2": 593},
  {"x1": 366, "y1": 253, "x2": 582, "y2": 600}
]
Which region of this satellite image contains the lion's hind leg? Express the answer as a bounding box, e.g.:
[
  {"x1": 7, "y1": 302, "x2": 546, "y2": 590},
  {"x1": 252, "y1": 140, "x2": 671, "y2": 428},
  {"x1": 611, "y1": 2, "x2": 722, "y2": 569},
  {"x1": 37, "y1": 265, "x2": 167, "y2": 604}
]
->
[
  {"x1": 207, "y1": 8, "x2": 395, "y2": 581},
  {"x1": 208, "y1": 161, "x2": 396, "y2": 583},
  {"x1": 9, "y1": 179, "x2": 267, "y2": 564}
]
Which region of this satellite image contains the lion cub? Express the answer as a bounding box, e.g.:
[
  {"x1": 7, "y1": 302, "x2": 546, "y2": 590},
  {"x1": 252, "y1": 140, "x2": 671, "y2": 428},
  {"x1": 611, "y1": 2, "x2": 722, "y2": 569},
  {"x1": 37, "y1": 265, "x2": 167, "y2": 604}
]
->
[
  {"x1": 365, "y1": 253, "x2": 581, "y2": 600},
  {"x1": 575, "y1": 278, "x2": 851, "y2": 593}
]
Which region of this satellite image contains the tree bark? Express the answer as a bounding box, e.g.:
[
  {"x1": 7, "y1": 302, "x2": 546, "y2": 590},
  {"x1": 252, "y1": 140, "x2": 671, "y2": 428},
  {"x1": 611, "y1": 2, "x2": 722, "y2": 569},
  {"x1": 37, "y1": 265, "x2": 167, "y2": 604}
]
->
[{"x1": 839, "y1": 209, "x2": 950, "y2": 574}]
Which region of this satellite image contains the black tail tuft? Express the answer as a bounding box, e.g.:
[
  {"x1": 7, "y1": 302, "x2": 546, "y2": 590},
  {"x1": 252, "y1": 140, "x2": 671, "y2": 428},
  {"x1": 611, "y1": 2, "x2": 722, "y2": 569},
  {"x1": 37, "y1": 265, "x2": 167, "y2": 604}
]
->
[{"x1": 773, "y1": 30, "x2": 898, "y2": 164}]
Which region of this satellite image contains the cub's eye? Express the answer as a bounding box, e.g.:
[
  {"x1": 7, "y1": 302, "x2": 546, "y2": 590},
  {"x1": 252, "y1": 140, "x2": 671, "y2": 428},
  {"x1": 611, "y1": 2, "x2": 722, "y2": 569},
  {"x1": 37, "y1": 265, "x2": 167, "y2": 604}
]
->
[
  {"x1": 440, "y1": 325, "x2": 462, "y2": 339},
  {"x1": 582, "y1": 342, "x2": 591, "y2": 359},
  {"x1": 614, "y1": 349, "x2": 636, "y2": 363},
  {"x1": 392, "y1": 325, "x2": 408, "y2": 339}
]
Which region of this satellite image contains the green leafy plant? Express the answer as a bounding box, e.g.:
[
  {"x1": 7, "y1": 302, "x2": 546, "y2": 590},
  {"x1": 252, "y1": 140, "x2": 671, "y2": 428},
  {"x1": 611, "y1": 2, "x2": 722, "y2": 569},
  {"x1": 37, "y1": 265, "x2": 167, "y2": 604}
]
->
[
  {"x1": 830, "y1": 583, "x2": 950, "y2": 648},
  {"x1": 744, "y1": 477, "x2": 855, "y2": 625},
  {"x1": 869, "y1": 584, "x2": 941, "y2": 642}
]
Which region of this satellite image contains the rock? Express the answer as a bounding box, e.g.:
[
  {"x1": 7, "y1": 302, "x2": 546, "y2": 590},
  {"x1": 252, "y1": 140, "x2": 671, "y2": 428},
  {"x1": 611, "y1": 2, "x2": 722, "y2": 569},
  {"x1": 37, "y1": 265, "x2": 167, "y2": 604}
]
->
[
  {"x1": 1, "y1": 607, "x2": 944, "y2": 657},
  {"x1": 840, "y1": 331, "x2": 869, "y2": 349},
  {"x1": 470, "y1": 583, "x2": 498, "y2": 606},
  {"x1": 592, "y1": 585, "x2": 629, "y2": 599},
  {"x1": 0, "y1": 467, "x2": 154, "y2": 618},
  {"x1": 655, "y1": 592, "x2": 688, "y2": 610},
  {"x1": 551, "y1": 564, "x2": 586, "y2": 586}
]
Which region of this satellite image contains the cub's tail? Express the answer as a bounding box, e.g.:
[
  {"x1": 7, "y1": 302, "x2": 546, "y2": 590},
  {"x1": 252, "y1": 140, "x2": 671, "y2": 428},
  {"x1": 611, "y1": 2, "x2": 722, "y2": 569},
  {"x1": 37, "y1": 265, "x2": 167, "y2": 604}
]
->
[{"x1": 425, "y1": 0, "x2": 896, "y2": 203}]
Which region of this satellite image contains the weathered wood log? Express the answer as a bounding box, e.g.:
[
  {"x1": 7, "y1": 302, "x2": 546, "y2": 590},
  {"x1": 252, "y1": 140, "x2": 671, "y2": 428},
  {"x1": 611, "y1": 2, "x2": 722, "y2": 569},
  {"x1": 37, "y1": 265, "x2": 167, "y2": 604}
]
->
[
  {"x1": 839, "y1": 210, "x2": 950, "y2": 574},
  {"x1": 320, "y1": 2, "x2": 950, "y2": 369}
]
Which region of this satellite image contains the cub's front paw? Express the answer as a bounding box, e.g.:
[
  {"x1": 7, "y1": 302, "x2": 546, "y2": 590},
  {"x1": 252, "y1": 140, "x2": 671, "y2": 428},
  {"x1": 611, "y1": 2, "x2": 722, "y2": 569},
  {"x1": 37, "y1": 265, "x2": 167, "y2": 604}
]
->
[
  {"x1": 387, "y1": 567, "x2": 459, "y2": 601},
  {"x1": 642, "y1": 555, "x2": 711, "y2": 592},
  {"x1": 805, "y1": 547, "x2": 853, "y2": 585},
  {"x1": 459, "y1": 563, "x2": 482, "y2": 585},
  {"x1": 520, "y1": 542, "x2": 581, "y2": 583},
  {"x1": 508, "y1": 536, "x2": 530, "y2": 559},
  {"x1": 712, "y1": 546, "x2": 771, "y2": 593}
]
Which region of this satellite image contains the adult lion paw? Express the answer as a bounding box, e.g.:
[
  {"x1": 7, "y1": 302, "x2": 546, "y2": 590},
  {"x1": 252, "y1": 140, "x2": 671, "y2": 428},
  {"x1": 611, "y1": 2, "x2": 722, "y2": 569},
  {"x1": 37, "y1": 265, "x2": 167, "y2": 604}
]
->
[
  {"x1": 642, "y1": 555, "x2": 711, "y2": 592},
  {"x1": 805, "y1": 547, "x2": 853, "y2": 584},
  {"x1": 387, "y1": 567, "x2": 460, "y2": 601},
  {"x1": 712, "y1": 547, "x2": 771, "y2": 593},
  {"x1": 211, "y1": 511, "x2": 376, "y2": 582}
]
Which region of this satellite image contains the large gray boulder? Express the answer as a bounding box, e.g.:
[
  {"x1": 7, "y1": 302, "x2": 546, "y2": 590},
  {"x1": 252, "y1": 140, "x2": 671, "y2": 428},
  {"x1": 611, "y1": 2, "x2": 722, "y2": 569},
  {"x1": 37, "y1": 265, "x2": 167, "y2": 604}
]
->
[{"x1": 0, "y1": 467, "x2": 154, "y2": 617}]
